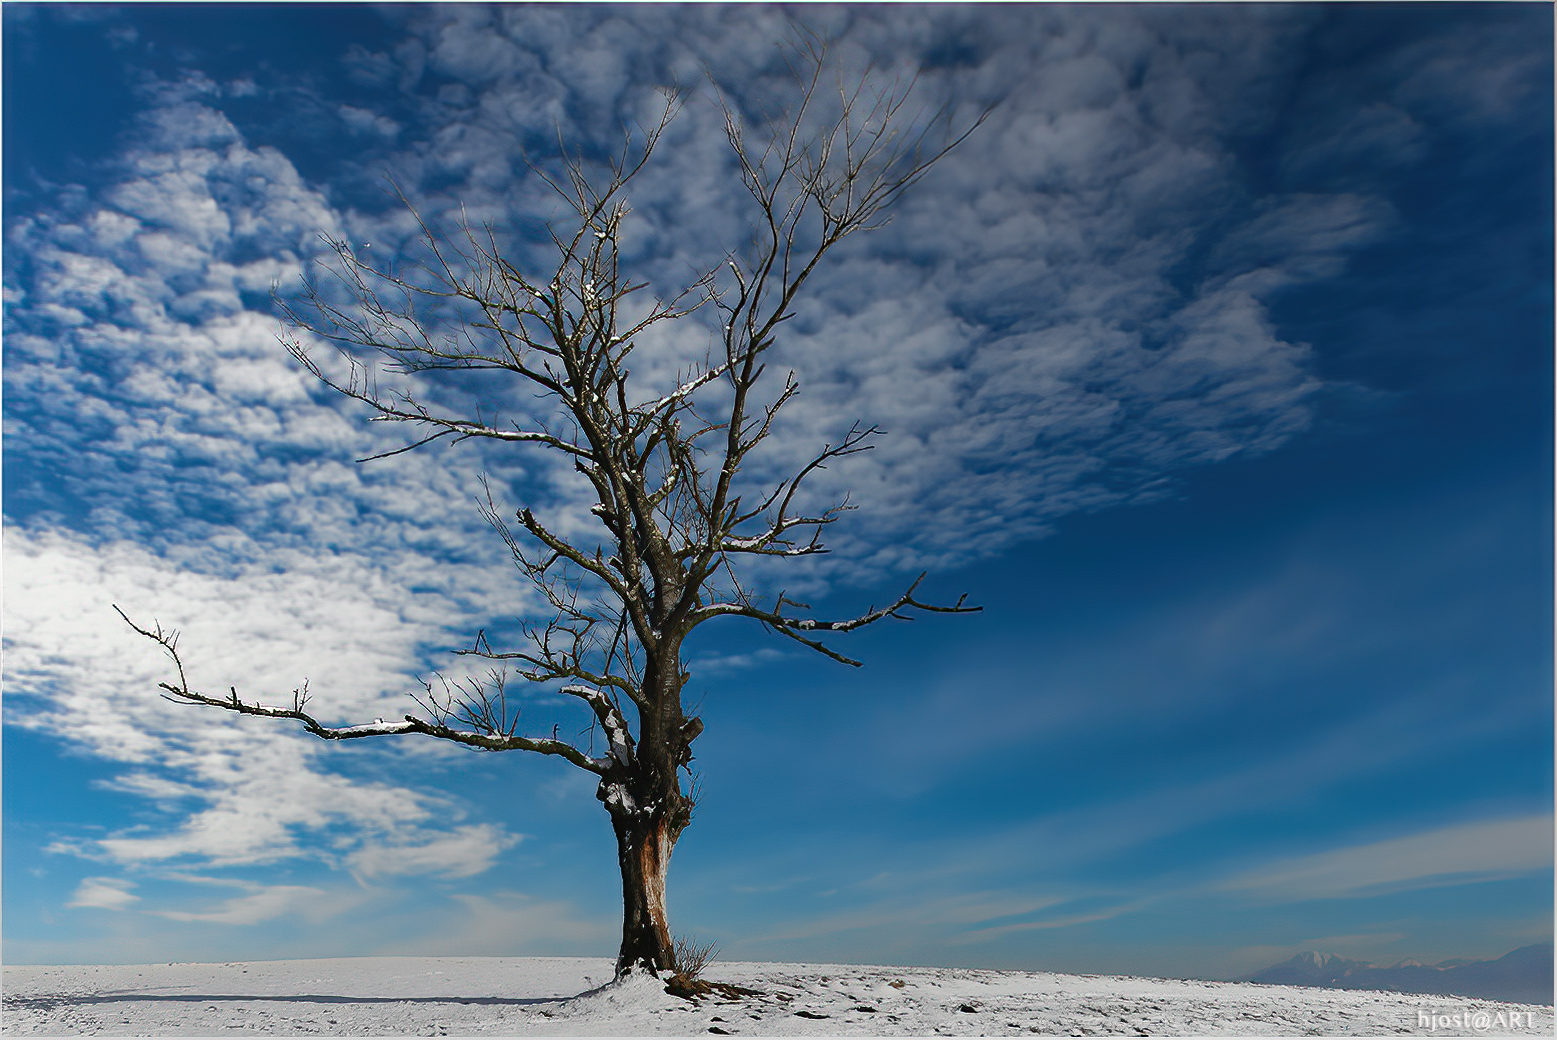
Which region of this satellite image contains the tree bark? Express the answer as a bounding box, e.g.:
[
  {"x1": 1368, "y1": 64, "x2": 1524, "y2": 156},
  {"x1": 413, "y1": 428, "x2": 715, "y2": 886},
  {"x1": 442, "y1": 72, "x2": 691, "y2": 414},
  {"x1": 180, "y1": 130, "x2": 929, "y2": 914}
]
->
[{"x1": 610, "y1": 804, "x2": 677, "y2": 975}]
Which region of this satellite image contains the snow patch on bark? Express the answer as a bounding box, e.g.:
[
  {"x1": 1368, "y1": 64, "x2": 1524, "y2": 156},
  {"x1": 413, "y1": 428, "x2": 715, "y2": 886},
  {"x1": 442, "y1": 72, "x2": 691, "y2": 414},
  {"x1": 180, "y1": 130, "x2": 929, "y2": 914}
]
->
[{"x1": 602, "y1": 782, "x2": 636, "y2": 814}]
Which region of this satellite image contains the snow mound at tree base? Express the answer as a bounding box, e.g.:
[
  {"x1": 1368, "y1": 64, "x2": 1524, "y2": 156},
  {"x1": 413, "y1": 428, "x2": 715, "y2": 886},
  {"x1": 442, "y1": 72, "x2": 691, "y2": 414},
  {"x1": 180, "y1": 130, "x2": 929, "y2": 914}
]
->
[{"x1": 4, "y1": 956, "x2": 1551, "y2": 1036}]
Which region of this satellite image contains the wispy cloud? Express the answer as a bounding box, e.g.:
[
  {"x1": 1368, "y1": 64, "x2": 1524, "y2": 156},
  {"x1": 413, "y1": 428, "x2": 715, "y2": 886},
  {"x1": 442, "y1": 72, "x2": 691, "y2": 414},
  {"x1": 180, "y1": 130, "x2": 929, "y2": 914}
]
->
[
  {"x1": 148, "y1": 879, "x2": 348, "y2": 926},
  {"x1": 1219, "y1": 816, "x2": 1554, "y2": 903},
  {"x1": 730, "y1": 813, "x2": 1554, "y2": 955},
  {"x1": 66, "y1": 877, "x2": 140, "y2": 911},
  {"x1": 952, "y1": 899, "x2": 1154, "y2": 943},
  {"x1": 739, "y1": 888, "x2": 1073, "y2": 949},
  {"x1": 375, "y1": 891, "x2": 615, "y2": 957},
  {"x1": 346, "y1": 825, "x2": 520, "y2": 881}
]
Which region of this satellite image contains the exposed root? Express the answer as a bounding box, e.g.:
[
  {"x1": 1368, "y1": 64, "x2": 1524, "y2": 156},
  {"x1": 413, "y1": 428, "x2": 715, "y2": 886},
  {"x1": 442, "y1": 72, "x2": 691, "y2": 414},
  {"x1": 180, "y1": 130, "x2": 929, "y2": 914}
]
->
[{"x1": 664, "y1": 973, "x2": 763, "y2": 1001}]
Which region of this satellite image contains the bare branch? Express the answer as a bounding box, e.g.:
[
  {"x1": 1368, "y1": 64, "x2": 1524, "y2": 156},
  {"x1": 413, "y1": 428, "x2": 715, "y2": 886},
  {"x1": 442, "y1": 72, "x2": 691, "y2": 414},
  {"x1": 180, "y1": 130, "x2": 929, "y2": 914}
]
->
[
  {"x1": 691, "y1": 574, "x2": 981, "y2": 666},
  {"x1": 117, "y1": 607, "x2": 609, "y2": 774}
]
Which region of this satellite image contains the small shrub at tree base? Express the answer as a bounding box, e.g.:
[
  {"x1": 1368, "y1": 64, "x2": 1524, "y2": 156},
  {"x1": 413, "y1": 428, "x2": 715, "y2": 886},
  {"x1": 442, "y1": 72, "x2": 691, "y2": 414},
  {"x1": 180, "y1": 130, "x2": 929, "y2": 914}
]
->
[
  {"x1": 673, "y1": 936, "x2": 719, "y2": 979},
  {"x1": 663, "y1": 936, "x2": 762, "y2": 1000}
]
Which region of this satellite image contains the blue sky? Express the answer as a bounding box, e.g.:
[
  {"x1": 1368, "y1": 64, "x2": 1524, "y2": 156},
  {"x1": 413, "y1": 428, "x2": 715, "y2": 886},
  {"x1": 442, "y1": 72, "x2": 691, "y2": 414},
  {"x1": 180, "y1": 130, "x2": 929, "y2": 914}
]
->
[{"x1": 3, "y1": 4, "x2": 1550, "y2": 981}]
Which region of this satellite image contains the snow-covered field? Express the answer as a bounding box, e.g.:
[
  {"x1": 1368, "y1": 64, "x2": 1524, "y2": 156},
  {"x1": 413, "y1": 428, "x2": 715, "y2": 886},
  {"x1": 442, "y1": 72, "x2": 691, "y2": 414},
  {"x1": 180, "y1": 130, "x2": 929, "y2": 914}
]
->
[{"x1": 3, "y1": 957, "x2": 1551, "y2": 1036}]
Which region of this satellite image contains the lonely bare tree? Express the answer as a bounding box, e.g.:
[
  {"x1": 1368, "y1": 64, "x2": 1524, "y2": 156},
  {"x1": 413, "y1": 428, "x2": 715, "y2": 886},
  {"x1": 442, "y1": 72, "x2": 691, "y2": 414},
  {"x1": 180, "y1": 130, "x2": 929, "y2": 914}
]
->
[{"x1": 123, "y1": 42, "x2": 983, "y2": 978}]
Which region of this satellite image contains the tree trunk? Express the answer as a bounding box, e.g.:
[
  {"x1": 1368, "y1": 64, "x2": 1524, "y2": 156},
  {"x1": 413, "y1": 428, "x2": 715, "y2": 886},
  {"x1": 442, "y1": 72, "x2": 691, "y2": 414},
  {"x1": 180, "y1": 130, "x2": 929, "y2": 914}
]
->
[
  {"x1": 603, "y1": 646, "x2": 694, "y2": 977},
  {"x1": 611, "y1": 808, "x2": 676, "y2": 975}
]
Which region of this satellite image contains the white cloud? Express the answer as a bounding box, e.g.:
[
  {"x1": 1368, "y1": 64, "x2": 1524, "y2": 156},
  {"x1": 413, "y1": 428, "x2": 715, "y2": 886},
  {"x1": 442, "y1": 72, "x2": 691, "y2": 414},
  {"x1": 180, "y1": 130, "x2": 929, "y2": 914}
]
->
[
  {"x1": 347, "y1": 824, "x2": 520, "y2": 880},
  {"x1": 148, "y1": 879, "x2": 349, "y2": 926},
  {"x1": 7, "y1": 525, "x2": 521, "y2": 879},
  {"x1": 1219, "y1": 815, "x2": 1555, "y2": 902},
  {"x1": 338, "y1": 104, "x2": 401, "y2": 139},
  {"x1": 67, "y1": 877, "x2": 140, "y2": 911}
]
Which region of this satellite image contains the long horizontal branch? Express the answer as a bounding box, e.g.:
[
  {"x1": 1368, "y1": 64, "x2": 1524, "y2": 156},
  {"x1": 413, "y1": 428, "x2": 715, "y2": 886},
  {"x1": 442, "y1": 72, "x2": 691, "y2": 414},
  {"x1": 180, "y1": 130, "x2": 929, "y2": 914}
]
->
[
  {"x1": 691, "y1": 573, "x2": 980, "y2": 666},
  {"x1": 116, "y1": 608, "x2": 608, "y2": 775}
]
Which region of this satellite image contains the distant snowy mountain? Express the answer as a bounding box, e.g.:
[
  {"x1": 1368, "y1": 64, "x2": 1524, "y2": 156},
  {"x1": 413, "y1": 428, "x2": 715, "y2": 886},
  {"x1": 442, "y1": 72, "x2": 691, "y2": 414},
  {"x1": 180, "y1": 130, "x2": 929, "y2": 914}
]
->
[
  {"x1": 1248, "y1": 943, "x2": 1553, "y2": 1005},
  {"x1": 1253, "y1": 951, "x2": 1376, "y2": 986}
]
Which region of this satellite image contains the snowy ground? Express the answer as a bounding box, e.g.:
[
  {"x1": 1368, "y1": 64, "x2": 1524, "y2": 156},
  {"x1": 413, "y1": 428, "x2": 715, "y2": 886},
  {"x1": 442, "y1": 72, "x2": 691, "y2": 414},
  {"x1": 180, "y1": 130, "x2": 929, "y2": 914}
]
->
[{"x1": 3, "y1": 957, "x2": 1551, "y2": 1036}]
